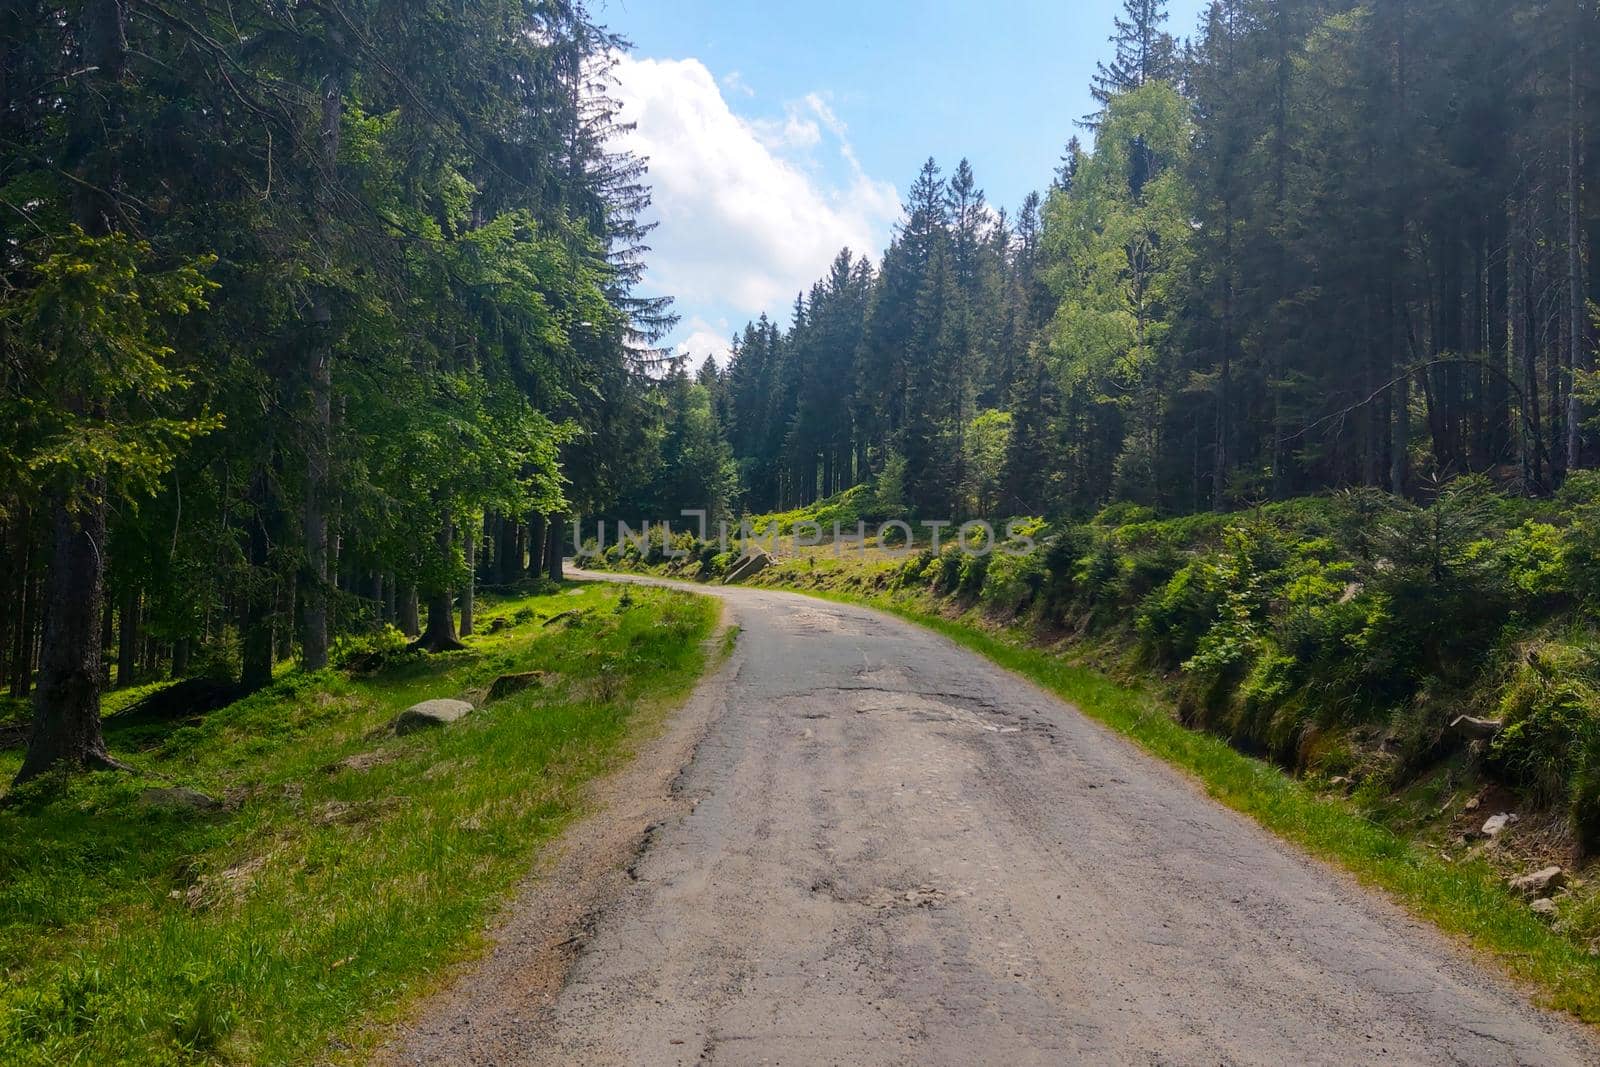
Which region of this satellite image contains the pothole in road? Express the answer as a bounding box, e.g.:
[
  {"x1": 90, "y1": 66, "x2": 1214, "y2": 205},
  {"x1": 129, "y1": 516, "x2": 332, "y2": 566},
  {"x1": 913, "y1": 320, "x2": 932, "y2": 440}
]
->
[
  {"x1": 810, "y1": 876, "x2": 947, "y2": 912},
  {"x1": 855, "y1": 664, "x2": 913, "y2": 687},
  {"x1": 852, "y1": 691, "x2": 1022, "y2": 735},
  {"x1": 781, "y1": 608, "x2": 863, "y2": 636}
]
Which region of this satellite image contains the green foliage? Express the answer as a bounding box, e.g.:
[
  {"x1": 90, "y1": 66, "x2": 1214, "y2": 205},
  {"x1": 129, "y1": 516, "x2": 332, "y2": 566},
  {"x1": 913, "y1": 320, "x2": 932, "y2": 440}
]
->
[
  {"x1": 1491, "y1": 645, "x2": 1600, "y2": 805},
  {"x1": 1136, "y1": 560, "x2": 1222, "y2": 668},
  {"x1": 0, "y1": 229, "x2": 219, "y2": 510},
  {"x1": 1572, "y1": 739, "x2": 1600, "y2": 857},
  {"x1": 331, "y1": 626, "x2": 413, "y2": 672},
  {"x1": 980, "y1": 538, "x2": 1047, "y2": 616}
]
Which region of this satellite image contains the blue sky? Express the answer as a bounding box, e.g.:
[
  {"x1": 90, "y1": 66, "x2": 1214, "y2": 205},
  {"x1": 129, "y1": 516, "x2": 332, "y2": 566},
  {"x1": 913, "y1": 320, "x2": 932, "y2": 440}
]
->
[{"x1": 598, "y1": 0, "x2": 1211, "y2": 363}]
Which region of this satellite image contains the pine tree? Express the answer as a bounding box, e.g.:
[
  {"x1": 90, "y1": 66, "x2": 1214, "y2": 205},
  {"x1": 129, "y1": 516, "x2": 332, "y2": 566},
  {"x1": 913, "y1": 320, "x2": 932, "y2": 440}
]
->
[{"x1": 1088, "y1": 0, "x2": 1179, "y2": 122}]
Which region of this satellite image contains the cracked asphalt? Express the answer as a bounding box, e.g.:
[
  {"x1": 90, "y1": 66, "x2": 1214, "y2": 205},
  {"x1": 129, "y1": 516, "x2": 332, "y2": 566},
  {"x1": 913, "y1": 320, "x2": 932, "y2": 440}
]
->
[{"x1": 389, "y1": 571, "x2": 1599, "y2": 1066}]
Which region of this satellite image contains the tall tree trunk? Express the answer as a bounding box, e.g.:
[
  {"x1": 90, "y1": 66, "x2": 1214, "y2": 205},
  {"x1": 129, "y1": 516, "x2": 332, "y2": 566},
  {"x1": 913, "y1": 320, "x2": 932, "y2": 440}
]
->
[
  {"x1": 15, "y1": 0, "x2": 126, "y2": 784},
  {"x1": 1390, "y1": 289, "x2": 1410, "y2": 495},
  {"x1": 301, "y1": 54, "x2": 342, "y2": 671},
  {"x1": 1213, "y1": 208, "x2": 1234, "y2": 511},
  {"x1": 527, "y1": 511, "x2": 546, "y2": 580},
  {"x1": 98, "y1": 597, "x2": 113, "y2": 687},
  {"x1": 15, "y1": 490, "x2": 118, "y2": 781},
  {"x1": 497, "y1": 516, "x2": 518, "y2": 585},
  {"x1": 116, "y1": 585, "x2": 139, "y2": 688},
  {"x1": 459, "y1": 516, "x2": 476, "y2": 637},
  {"x1": 546, "y1": 517, "x2": 563, "y2": 582},
  {"x1": 241, "y1": 466, "x2": 275, "y2": 692},
  {"x1": 11, "y1": 531, "x2": 35, "y2": 699},
  {"x1": 415, "y1": 513, "x2": 464, "y2": 652},
  {"x1": 399, "y1": 583, "x2": 420, "y2": 639},
  {"x1": 1568, "y1": 0, "x2": 1589, "y2": 472}
]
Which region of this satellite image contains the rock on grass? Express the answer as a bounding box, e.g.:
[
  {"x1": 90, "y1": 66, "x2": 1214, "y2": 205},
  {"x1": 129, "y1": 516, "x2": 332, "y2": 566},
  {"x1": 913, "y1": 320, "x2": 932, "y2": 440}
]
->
[
  {"x1": 394, "y1": 699, "x2": 474, "y2": 735},
  {"x1": 487, "y1": 672, "x2": 547, "y2": 702}
]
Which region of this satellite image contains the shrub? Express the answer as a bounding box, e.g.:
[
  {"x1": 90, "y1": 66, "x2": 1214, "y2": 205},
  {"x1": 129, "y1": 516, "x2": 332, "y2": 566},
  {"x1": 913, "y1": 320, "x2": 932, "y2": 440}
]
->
[
  {"x1": 1038, "y1": 525, "x2": 1093, "y2": 620},
  {"x1": 1571, "y1": 734, "x2": 1600, "y2": 857},
  {"x1": 1136, "y1": 561, "x2": 1222, "y2": 669},
  {"x1": 1180, "y1": 522, "x2": 1282, "y2": 680},
  {"x1": 1092, "y1": 501, "x2": 1156, "y2": 527},
  {"x1": 931, "y1": 543, "x2": 966, "y2": 597},
  {"x1": 1490, "y1": 644, "x2": 1600, "y2": 803},
  {"x1": 1077, "y1": 539, "x2": 1125, "y2": 613},
  {"x1": 955, "y1": 552, "x2": 989, "y2": 599},
  {"x1": 981, "y1": 547, "x2": 1046, "y2": 616},
  {"x1": 1369, "y1": 476, "x2": 1510, "y2": 678},
  {"x1": 1463, "y1": 521, "x2": 1568, "y2": 613},
  {"x1": 190, "y1": 629, "x2": 243, "y2": 682},
  {"x1": 332, "y1": 625, "x2": 410, "y2": 671}
]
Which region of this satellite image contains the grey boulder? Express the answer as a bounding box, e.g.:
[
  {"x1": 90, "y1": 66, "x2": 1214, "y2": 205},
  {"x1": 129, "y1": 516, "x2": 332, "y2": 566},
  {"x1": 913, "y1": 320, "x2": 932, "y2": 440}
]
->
[{"x1": 395, "y1": 698, "x2": 474, "y2": 734}]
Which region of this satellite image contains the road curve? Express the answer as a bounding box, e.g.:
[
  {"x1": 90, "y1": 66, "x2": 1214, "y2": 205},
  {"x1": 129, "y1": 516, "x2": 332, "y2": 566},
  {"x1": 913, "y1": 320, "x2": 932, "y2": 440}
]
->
[{"x1": 392, "y1": 570, "x2": 1598, "y2": 1066}]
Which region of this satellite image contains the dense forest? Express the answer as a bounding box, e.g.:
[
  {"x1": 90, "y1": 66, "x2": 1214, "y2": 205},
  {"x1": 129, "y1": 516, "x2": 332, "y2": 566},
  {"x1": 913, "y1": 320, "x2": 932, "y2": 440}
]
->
[
  {"x1": 699, "y1": 0, "x2": 1600, "y2": 519},
  {"x1": 0, "y1": 0, "x2": 701, "y2": 782},
  {"x1": 6, "y1": 0, "x2": 1600, "y2": 786}
]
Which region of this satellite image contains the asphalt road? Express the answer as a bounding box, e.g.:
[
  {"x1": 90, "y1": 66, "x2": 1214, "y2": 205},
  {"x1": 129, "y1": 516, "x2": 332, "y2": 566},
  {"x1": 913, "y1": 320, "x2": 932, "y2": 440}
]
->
[{"x1": 389, "y1": 570, "x2": 1599, "y2": 1066}]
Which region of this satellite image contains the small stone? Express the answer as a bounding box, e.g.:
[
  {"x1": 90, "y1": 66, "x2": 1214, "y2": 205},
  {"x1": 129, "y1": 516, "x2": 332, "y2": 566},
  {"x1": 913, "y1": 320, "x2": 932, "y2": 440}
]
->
[
  {"x1": 1462, "y1": 796, "x2": 1481, "y2": 813},
  {"x1": 139, "y1": 786, "x2": 223, "y2": 813},
  {"x1": 1481, "y1": 813, "x2": 1511, "y2": 837},
  {"x1": 1529, "y1": 898, "x2": 1559, "y2": 919},
  {"x1": 394, "y1": 698, "x2": 473, "y2": 734},
  {"x1": 1509, "y1": 866, "x2": 1566, "y2": 899},
  {"x1": 487, "y1": 671, "x2": 547, "y2": 702}
]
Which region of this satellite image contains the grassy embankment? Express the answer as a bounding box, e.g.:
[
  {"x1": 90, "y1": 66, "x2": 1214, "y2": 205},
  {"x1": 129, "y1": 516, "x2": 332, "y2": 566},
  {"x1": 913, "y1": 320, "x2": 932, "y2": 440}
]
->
[
  {"x1": 591, "y1": 482, "x2": 1600, "y2": 1022},
  {"x1": 0, "y1": 582, "x2": 718, "y2": 1064}
]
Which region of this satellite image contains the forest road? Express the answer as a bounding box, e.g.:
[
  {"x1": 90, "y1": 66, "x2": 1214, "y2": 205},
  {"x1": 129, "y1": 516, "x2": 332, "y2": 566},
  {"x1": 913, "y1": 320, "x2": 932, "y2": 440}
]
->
[{"x1": 387, "y1": 568, "x2": 1600, "y2": 1066}]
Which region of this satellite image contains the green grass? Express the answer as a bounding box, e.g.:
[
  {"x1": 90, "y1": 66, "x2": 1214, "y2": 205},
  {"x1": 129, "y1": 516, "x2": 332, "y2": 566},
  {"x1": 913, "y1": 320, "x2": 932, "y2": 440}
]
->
[
  {"x1": 610, "y1": 554, "x2": 1600, "y2": 1025},
  {"x1": 0, "y1": 582, "x2": 718, "y2": 1064}
]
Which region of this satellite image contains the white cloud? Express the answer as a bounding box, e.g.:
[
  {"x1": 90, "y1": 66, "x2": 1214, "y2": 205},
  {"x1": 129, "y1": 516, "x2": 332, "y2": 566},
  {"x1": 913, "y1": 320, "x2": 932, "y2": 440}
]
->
[
  {"x1": 674, "y1": 315, "x2": 733, "y2": 367},
  {"x1": 611, "y1": 55, "x2": 900, "y2": 323},
  {"x1": 720, "y1": 70, "x2": 755, "y2": 98},
  {"x1": 751, "y1": 109, "x2": 822, "y2": 152}
]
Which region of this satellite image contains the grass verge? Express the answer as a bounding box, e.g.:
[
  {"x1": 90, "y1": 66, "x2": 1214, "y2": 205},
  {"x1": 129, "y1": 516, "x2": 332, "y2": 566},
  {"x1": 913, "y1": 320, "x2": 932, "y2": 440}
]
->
[{"x1": 0, "y1": 582, "x2": 718, "y2": 1064}]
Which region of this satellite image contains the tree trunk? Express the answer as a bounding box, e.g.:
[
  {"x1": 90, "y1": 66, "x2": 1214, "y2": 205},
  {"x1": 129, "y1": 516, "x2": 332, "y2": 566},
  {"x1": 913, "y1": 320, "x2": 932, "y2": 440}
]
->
[
  {"x1": 241, "y1": 467, "x2": 275, "y2": 692},
  {"x1": 301, "y1": 54, "x2": 342, "y2": 671},
  {"x1": 11, "y1": 534, "x2": 35, "y2": 699},
  {"x1": 414, "y1": 514, "x2": 464, "y2": 652},
  {"x1": 1391, "y1": 290, "x2": 1410, "y2": 496},
  {"x1": 1568, "y1": 1, "x2": 1588, "y2": 472},
  {"x1": 527, "y1": 512, "x2": 546, "y2": 580},
  {"x1": 14, "y1": 488, "x2": 117, "y2": 782},
  {"x1": 1213, "y1": 210, "x2": 1234, "y2": 511},
  {"x1": 459, "y1": 516, "x2": 476, "y2": 637},
  {"x1": 417, "y1": 593, "x2": 461, "y2": 651},
  {"x1": 116, "y1": 585, "x2": 139, "y2": 688},
  {"x1": 14, "y1": 0, "x2": 125, "y2": 783},
  {"x1": 98, "y1": 596, "x2": 113, "y2": 687},
  {"x1": 497, "y1": 516, "x2": 518, "y2": 585},
  {"x1": 546, "y1": 517, "x2": 563, "y2": 582},
  {"x1": 399, "y1": 583, "x2": 420, "y2": 638}
]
